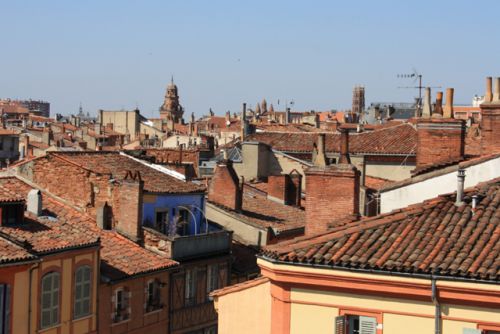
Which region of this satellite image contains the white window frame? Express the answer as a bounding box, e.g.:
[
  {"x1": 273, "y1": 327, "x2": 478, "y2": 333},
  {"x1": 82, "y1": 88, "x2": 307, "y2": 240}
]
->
[
  {"x1": 40, "y1": 272, "x2": 60, "y2": 329},
  {"x1": 145, "y1": 279, "x2": 161, "y2": 312},
  {"x1": 74, "y1": 265, "x2": 92, "y2": 319},
  {"x1": 113, "y1": 287, "x2": 130, "y2": 323}
]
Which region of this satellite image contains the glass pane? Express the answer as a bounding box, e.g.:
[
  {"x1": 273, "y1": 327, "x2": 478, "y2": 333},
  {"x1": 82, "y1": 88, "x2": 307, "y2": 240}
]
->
[
  {"x1": 41, "y1": 310, "x2": 51, "y2": 327},
  {"x1": 82, "y1": 299, "x2": 90, "y2": 314},
  {"x1": 83, "y1": 283, "x2": 90, "y2": 297},
  {"x1": 52, "y1": 291, "x2": 59, "y2": 307},
  {"x1": 42, "y1": 276, "x2": 52, "y2": 291},
  {"x1": 76, "y1": 269, "x2": 83, "y2": 282},
  {"x1": 52, "y1": 307, "x2": 58, "y2": 325},
  {"x1": 52, "y1": 273, "x2": 59, "y2": 288},
  {"x1": 75, "y1": 301, "x2": 81, "y2": 318},
  {"x1": 42, "y1": 293, "x2": 51, "y2": 309},
  {"x1": 76, "y1": 286, "x2": 82, "y2": 299},
  {"x1": 84, "y1": 267, "x2": 91, "y2": 281}
]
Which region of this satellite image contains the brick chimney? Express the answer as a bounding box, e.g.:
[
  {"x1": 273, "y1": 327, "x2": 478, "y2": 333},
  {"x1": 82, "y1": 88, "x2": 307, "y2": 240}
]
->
[
  {"x1": 312, "y1": 134, "x2": 327, "y2": 167},
  {"x1": 443, "y1": 88, "x2": 454, "y2": 118},
  {"x1": 480, "y1": 77, "x2": 500, "y2": 154},
  {"x1": 208, "y1": 152, "x2": 242, "y2": 211},
  {"x1": 433, "y1": 91, "x2": 444, "y2": 117},
  {"x1": 338, "y1": 128, "x2": 350, "y2": 164},
  {"x1": 416, "y1": 118, "x2": 465, "y2": 168},
  {"x1": 267, "y1": 171, "x2": 302, "y2": 206},
  {"x1": 305, "y1": 129, "x2": 360, "y2": 236},
  {"x1": 113, "y1": 177, "x2": 144, "y2": 242}
]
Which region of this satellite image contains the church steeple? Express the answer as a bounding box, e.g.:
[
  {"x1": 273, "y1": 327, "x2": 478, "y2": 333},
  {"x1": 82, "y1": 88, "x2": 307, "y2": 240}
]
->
[{"x1": 160, "y1": 77, "x2": 184, "y2": 123}]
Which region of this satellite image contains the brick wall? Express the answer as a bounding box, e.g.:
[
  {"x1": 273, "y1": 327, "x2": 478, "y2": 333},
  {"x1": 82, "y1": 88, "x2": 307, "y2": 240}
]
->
[
  {"x1": 480, "y1": 104, "x2": 500, "y2": 154},
  {"x1": 305, "y1": 165, "x2": 360, "y2": 236},
  {"x1": 267, "y1": 173, "x2": 302, "y2": 206},
  {"x1": 112, "y1": 179, "x2": 143, "y2": 242},
  {"x1": 416, "y1": 118, "x2": 465, "y2": 168},
  {"x1": 98, "y1": 272, "x2": 170, "y2": 334},
  {"x1": 145, "y1": 148, "x2": 200, "y2": 167},
  {"x1": 267, "y1": 175, "x2": 287, "y2": 204},
  {"x1": 208, "y1": 160, "x2": 242, "y2": 211}
]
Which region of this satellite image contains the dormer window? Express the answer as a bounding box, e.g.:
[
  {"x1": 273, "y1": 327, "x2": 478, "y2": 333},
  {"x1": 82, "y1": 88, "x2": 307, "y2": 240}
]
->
[{"x1": 0, "y1": 202, "x2": 24, "y2": 226}]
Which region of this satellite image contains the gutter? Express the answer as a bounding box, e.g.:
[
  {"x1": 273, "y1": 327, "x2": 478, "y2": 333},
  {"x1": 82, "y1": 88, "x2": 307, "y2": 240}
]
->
[{"x1": 259, "y1": 255, "x2": 500, "y2": 285}]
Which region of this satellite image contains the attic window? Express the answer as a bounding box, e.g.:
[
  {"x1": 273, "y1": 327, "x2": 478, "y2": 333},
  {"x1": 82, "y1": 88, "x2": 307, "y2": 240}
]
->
[{"x1": 0, "y1": 203, "x2": 24, "y2": 226}]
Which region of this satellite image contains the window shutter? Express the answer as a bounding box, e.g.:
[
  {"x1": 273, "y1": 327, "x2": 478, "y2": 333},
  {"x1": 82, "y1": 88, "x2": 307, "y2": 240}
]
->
[
  {"x1": 359, "y1": 316, "x2": 377, "y2": 334},
  {"x1": 5, "y1": 284, "x2": 10, "y2": 334},
  {"x1": 335, "y1": 315, "x2": 346, "y2": 334},
  {"x1": 171, "y1": 273, "x2": 184, "y2": 310},
  {"x1": 0, "y1": 285, "x2": 4, "y2": 334},
  {"x1": 218, "y1": 264, "x2": 228, "y2": 288},
  {"x1": 196, "y1": 269, "x2": 207, "y2": 304}
]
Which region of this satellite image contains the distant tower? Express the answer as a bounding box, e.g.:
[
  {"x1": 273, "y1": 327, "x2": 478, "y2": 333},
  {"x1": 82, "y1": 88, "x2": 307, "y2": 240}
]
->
[
  {"x1": 261, "y1": 98, "x2": 268, "y2": 114},
  {"x1": 77, "y1": 102, "x2": 84, "y2": 117},
  {"x1": 352, "y1": 85, "x2": 365, "y2": 122},
  {"x1": 160, "y1": 76, "x2": 184, "y2": 123}
]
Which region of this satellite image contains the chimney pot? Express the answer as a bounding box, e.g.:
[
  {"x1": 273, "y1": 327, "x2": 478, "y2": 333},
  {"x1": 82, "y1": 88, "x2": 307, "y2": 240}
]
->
[
  {"x1": 485, "y1": 77, "x2": 493, "y2": 102},
  {"x1": 313, "y1": 134, "x2": 327, "y2": 167},
  {"x1": 422, "y1": 87, "x2": 432, "y2": 117},
  {"x1": 493, "y1": 77, "x2": 500, "y2": 101},
  {"x1": 443, "y1": 88, "x2": 454, "y2": 118},
  {"x1": 455, "y1": 168, "x2": 465, "y2": 206},
  {"x1": 433, "y1": 91, "x2": 444, "y2": 117}
]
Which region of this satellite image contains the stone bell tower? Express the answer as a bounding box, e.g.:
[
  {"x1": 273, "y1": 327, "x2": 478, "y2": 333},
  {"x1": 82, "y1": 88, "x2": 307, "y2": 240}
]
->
[{"x1": 160, "y1": 76, "x2": 184, "y2": 123}]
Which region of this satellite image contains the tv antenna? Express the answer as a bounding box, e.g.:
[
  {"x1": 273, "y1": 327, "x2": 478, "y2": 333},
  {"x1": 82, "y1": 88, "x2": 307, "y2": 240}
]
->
[{"x1": 397, "y1": 69, "x2": 441, "y2": 114}]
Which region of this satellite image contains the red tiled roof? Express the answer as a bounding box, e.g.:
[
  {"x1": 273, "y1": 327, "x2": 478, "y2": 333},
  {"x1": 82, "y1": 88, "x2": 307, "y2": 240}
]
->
[
  {"x1": 262, "y1": 178, "x2": 500, "y2": 282},
  {"x1": 364, "y1": 176, "x2": 392, "y2": 191},
  {"x1": 0, "y1": 236, "x2": 37, "y2": 264},
  {"x1": 0, "y1": 176, "x2": 177, "y2": 279},
  {"x1": 49, "y1": 152, "x2": 205, "y2": 193},
  {"x1": 246, "y1": 123, "x2": 417, "y2": 155},
  {"x1": 0, "y1": 178, "x2": 99, "y2": 254},
  {"x1": 210, "y1": 276, "x2": 268, "y2": 298},
  {"x1": 29, "y1": 141, "x2": 50, "y2": 149},
  {"x1": 256, "y1": 124, "x2": 327, "y2": 133},
  {"x1": 209, "y1": 188, "x2": 305, "y2": 233}
]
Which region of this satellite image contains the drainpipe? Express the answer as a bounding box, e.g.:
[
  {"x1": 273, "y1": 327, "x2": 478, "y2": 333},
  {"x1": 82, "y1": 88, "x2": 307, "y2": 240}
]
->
[
  {"x1": 431, "y1": 277, "x2": 441, "y2": 334},
  {"x1": 28, "y1": 262, "x2": 40, "y2": 334}
]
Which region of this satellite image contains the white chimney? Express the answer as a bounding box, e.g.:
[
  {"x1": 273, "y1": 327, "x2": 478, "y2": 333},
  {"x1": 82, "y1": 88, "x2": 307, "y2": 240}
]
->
[
  {"x1": 455, "y1": 169, "x2": 465, "y2": 206},
  {"x1": 27, "y1": 189, "x2": 42, "y2": 216}
]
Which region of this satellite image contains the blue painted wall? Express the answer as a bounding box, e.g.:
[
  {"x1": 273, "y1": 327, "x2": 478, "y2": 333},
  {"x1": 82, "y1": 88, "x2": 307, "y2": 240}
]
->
[{"x1": 142, "y1": 193, "x2": 215, "y2": 236}]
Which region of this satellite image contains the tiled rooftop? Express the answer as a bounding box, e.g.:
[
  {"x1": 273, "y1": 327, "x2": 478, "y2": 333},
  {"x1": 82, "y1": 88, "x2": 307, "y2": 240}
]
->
[
  {"x1": 262, "y1": 178, "x2": 500, "y2": 282},
  {"x1": 210, "y1": 188, "x2": 305, "y2": 233},
  {"x1": 0, "y1": 236, "x2": 36, "y2": 264},
  {"x1": 50, "y1": 152, "x2": 205, "y2": 193},
  {"x1": 246, "y1": 123, "x2": 417, "y2": 155},
  {"x1": 0, "y1": 176, "x2": 177, "y2": 278}
]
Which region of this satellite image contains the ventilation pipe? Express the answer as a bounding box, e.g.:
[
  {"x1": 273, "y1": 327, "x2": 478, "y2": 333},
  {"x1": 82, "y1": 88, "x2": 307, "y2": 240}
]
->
[{"x1": 455, "y1": 169, "x2": 465, "y2": 206}]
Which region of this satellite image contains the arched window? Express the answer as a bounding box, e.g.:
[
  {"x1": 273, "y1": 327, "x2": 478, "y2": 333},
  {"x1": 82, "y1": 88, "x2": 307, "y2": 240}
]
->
[
  {"x1": 41, "y1": 272, "x2": 60, "y2": 329},
  {"x1": 74, "y1": 265, "x2": 92, "y2": 319}
]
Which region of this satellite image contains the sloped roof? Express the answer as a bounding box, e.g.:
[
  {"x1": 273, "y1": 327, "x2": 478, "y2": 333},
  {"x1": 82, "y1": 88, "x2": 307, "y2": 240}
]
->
[
  {"x1": 0, "y1": 176, "x2": 177, "y2": 279},
  {"x1": 49, "y1": 152, "x2": 205, "y2": 193},
  {"x1": 262, "y1": 178, "x2": 500, "y2": 282},
  {"x1": 246, "y1": 123, "x2": 417, "y2": 155}
]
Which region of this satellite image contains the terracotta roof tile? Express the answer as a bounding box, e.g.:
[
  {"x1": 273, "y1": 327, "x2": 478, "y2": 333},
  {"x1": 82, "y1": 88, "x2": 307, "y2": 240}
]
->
[
  {"x1": 0, "y1": 236, "x2": 36, "y2": 264},
  {"x1": 262, "y1": 178, "x2": 500, "y2": 282},
  {"x1": 0, "y1": 176, "x2": 177, "y2": 278},
  {"x1": 209, "y1": 188, "x2": 305, "y2": 233},
  {"x1": 49, "y1": 152, "x2": 205, "y2": 193},
  {"x1": 246, "y1": 123, "x2": 417, "y2": 155}
]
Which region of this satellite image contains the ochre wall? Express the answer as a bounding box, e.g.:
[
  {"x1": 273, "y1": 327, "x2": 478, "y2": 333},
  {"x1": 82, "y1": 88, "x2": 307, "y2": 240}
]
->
[{"x1": 215, "y1": 280, "x2": 271, "y2": 334}]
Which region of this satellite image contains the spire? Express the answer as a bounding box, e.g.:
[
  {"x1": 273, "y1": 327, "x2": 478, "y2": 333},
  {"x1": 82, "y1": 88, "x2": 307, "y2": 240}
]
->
[{"x1": 171, "y1": 75, "x2": 174, "y2": 85}]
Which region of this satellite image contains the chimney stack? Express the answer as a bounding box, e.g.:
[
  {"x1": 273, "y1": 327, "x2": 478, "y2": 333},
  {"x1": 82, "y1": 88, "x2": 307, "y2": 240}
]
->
[
  {"x1": 114, "y1": 178, "x2": 144, "y2": 242},
  {"x1": 433, "y1": 91, "x2": 444, "y2": 117},
  {"x1": 208, "y1": 156, "x2": 242, "y2": 211},
  {"x1": 493, "y1": 77, "x2": 500, "y2": 101},
  {"x1": 443, "y1": 88, "x2": 454, "y2": 118},
  {"x1": 285, "y1": 107, "x2": 290, "y2": 125},
  {"x1": 480, "y1": 78, "x2": 500, "y2": 153},
  {"x1": 267, "y1": 172, "x2": 302, "y2": 207},
  {"x1": 313, "y1": 134, "x2": 327, "y2": 167},
  {"x1": 455, "y1": 169, "x2": 465, "y2": 206},
  {"x1": 27, "y1": 189, "x2": 42, "y2": 217},
  {"x1": 422, "y1": 87, "x2": 432, "y2": 117},
  {"x1": 338, "y1": 128, "x2": 351, "y2": 164},
  {"x1": 485, "y1": 77, "x2": 493, "y2": 103},
  {"x1": 416, "y1": 118, "x2": 465, "y2": 169}
]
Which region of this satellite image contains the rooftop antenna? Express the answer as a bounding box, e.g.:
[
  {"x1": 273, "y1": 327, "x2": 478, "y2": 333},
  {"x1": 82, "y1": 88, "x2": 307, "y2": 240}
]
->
[{"x1": 397, "y1": 68, "x2": 441, "y2": 117}]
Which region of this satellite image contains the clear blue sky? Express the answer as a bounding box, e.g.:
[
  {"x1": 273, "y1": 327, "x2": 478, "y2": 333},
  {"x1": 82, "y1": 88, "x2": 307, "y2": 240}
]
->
[{"x1": 1, "y1": 0, "x2": 499, "y2": 118}]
